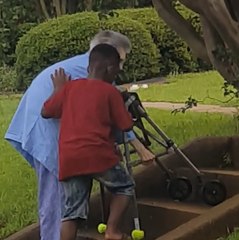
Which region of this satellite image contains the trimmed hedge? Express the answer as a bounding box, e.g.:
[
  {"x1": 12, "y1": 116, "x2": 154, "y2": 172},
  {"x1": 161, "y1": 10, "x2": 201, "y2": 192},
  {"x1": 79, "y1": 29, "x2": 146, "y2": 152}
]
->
[
  {"x1": 15, "y1": 7, "x2": 211, "y2": 90},
  {"x1": 15, "y1": 12, "x2": 100, "y2": 89},
  {"x1": 15, "y1": 12, "x2": 159, "y2": 90},
  {"x1": 100, "y1": 16, "x2": 159, "y2": 82},
  {"x1": 117, "y1": 8, "x2": 211, "y2": 74}
]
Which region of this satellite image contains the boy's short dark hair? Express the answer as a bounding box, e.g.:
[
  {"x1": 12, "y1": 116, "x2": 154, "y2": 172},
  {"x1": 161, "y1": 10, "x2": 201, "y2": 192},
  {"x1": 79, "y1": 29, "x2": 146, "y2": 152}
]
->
[{"x1": 89, "y1": 44, "x2": 120, "y2": 65}]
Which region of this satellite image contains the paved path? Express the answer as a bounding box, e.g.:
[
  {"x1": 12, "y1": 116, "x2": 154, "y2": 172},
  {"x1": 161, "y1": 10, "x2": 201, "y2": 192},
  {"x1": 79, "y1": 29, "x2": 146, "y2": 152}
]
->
[
  {"x1": 142, "y1": 102, "x2": 238, "y2": 115},
  {"x1": 122, "y1": 78, "x2": 238, "y2": 115}
]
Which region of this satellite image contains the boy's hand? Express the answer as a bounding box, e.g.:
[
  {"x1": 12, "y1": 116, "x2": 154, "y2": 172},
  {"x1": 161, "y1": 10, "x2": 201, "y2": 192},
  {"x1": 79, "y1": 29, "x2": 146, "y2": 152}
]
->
[
  {"x1": 140, "y1": 149, "x2": 155, "y2": 165},
  {"x1": 130, "y1": 138, "x2": 155, "y2": 165},
  {"x1": 51, "y1": 68, "x2": 71, "y2": 90}
]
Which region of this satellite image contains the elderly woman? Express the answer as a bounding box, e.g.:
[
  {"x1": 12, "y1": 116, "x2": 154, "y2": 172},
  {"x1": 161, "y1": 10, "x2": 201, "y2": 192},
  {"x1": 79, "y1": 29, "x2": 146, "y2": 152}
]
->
[{"x1": 5, "y1": 30, "x2": 154, "y2": 240}]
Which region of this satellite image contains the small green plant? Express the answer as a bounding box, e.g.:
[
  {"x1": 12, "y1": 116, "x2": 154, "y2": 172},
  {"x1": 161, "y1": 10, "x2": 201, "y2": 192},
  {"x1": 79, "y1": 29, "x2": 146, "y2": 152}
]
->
[
  {"x1": 219, "y1": 151, "x2": 233, "y2": 168},
  {"x1": 217, "y1": 227, "x2": 239, "y2": 240},
  {"x1": 0, "y1": 66, "x2": 17, "y2": 93},
  {"x1": 171, "y1": 96, "x2": 198, "y2": 114}
]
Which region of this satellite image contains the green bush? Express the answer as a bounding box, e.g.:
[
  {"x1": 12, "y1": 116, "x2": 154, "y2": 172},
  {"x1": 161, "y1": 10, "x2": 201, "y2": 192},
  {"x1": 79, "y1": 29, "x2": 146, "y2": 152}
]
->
[
  {"x1": 100, "y1": 16, "x2": 159, "y2": 82},
  {"x1": 0, "y1": 66, "x2": 17, "y2": 93},
  {"x1": 117, "y1": 8, "x2": 211, "y2": 75},
  {"x1": 15, "y1": 13, "x2": 100, "y2": 89},
  {"x1": 15, "y1": 12, "x2": 159, "y2": 89},
  {"x1": 0, "y1": 0, "x2": 39, "y2": 67},
  {"x1": 0, "y1": 21, "x2": 37, "y2": 67}
]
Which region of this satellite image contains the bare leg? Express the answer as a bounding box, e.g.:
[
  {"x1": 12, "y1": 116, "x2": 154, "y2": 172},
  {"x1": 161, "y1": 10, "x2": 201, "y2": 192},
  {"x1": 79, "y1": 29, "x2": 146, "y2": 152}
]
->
[
  {"x1": 61, "y1": 220, "x2": 78, "y2": 240},
  {"x1": 105, "y1": 194, "x2": 130, "y2": 240}
]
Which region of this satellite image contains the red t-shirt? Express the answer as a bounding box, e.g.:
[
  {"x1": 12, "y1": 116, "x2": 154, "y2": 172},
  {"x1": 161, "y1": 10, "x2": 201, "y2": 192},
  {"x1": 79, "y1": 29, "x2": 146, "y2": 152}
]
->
[{"x1": 43, "y1": 79, "x2": 133, "y2": 180}]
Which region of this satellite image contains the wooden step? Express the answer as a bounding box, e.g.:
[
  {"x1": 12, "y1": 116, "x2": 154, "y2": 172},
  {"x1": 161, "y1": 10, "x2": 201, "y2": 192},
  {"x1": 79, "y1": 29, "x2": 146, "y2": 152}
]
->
[
  {"x1": 200, "y1": 168, "x2": 239, "y2": 177},
  {"x1": 137, "y1": 198, "x2": 210, "y2": 215},
  {"x1": 76, "y1": 198, "x2": 209, "y2": 240},
  {"x1": 200, "y1": 168, "x2": 239, "y2": 198},
  {"x1": 77, "y1": 228, "x2": 104, "y2": 240}
]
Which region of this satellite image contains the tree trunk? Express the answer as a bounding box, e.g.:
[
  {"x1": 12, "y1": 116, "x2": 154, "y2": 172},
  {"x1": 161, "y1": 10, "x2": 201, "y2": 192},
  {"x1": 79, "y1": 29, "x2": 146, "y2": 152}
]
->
[
  {"x1": 67, "y1": 0, "x2": 79, "y2": 13},
  {"x1": 84, "y1": 0, "x2": 93, "y2": 11},
  {"x1": 201, "y1": 0, "x2": 239, "y2": 55},
  {"x1": 53, "y1": 0, "x2": 62, "y2": 16},
  {"x1": 153, "y1": 0, "x2": 239, "y2": 90},
  {"x1": 39, "y1": 0, "x2": 50, "y2": 19},
  {"x1": 61, "y1": 0, "x2": 67, "y2": 15},
  {"x1": 35, "y1": 0, "x2": 44, "y2": 20},
  {"x1": 152, "y1": 0, "x2": 209, "y2": 62},
  {"x1": 200, "y1": 15, "x2": 236, "y2": 85},
  {"x1": 225, "y1": 0, "x2": 239, "y2": 22},
  {"x1": 179, "y1": 0, "x2": 201, "y2": 13}
]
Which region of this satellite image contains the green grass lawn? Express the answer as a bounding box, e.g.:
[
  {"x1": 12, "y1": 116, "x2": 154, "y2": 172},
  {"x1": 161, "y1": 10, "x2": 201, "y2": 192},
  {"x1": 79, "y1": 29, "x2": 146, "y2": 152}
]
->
[
  {"x1": 145, "y1": 108, "x2": 239, "y2": 149},
  {"x1": 137, "y1": 71, "x2": 239, "y2": 107},
  {"x1": 0, "y1": 95, "x2": 37, "y2": 239},
  {"x1": 0, "y1": 95, "x2": 239, "y2": 239},
  {"x1": 218, "y1": 228, "x2": 239, "y2": 240}
]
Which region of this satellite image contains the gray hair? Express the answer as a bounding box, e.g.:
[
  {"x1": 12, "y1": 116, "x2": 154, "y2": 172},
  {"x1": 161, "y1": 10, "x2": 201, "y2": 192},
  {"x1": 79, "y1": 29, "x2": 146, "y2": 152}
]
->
[{"x1": 89, "y1": 30, "x2": 132, "y2": 54}]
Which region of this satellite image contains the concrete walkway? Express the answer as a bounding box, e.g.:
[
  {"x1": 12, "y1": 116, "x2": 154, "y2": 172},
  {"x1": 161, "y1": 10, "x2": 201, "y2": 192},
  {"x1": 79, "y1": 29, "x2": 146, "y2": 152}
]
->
[{"x1": 142, "y1": 102, "x2": 238, "y2": 115}]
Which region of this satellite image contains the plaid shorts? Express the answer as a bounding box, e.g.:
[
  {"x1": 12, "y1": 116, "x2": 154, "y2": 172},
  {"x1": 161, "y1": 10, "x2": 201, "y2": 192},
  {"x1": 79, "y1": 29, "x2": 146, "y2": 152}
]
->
[{"x1": 61, "y1": 163, "x2": 135, "y2": 221}]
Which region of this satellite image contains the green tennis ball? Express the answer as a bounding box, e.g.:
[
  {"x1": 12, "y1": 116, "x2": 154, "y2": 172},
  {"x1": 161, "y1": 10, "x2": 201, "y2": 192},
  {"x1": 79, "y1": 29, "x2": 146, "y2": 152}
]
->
[
  {"x1": 97, "y1": 223, "x2": 106, "y2": 234},
  {"x1": 132, "y1": 229, "x2": 145, "y2": 240}
]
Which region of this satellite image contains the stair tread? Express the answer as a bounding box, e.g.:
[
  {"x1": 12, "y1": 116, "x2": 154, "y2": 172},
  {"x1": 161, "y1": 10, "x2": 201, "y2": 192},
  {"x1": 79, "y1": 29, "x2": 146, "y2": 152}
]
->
[
  {"x1": 200, "y1": 168, "x2": 239, "y2": 176},
  {"x1": 137, "y1": 198, "x2": 210, "y2": 215},
  {"x1": 77, "y1": 228, "x2": 104, "y2": 240}
]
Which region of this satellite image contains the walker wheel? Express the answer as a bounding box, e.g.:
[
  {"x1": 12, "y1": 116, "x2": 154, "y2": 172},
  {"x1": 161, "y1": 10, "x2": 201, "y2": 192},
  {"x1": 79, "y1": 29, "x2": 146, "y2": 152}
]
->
[
  {"x1": 202, "y1": 180, "x2": 227, "y2": 206},
  {"x1": 167, "y1": 177, "x2": 192, "y2": 201},
  {"x1": 131, "y1": 229, "x2": 145, "y2": 240},
  {"x1": 97, "y1": 223, "x2": 106, "y2": 234}
]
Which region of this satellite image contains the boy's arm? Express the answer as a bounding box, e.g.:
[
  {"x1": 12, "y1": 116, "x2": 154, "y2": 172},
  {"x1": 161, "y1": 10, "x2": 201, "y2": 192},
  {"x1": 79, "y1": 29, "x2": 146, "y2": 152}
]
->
[
  {"x1": 114, "y1": 86, "x2": 136, "y2": 140},
  {"x1": 41, "y1": 68, "x2": 70, "y2": 119},
  {"x1": 41, "y1": 87, "x2": 65, "y2": 119},
  {"x1": 109, "y1": 88, "x2": 133, "y2": 132}
]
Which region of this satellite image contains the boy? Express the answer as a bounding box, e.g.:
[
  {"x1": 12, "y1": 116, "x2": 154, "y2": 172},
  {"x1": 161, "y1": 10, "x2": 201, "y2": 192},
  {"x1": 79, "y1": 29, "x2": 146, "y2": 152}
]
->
[{"x1": 41, "y1": 44, "x2": 135, "y2": 240}]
